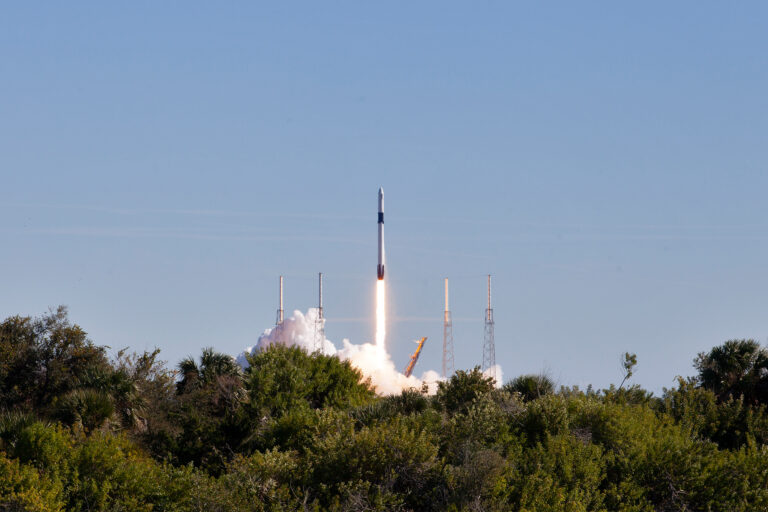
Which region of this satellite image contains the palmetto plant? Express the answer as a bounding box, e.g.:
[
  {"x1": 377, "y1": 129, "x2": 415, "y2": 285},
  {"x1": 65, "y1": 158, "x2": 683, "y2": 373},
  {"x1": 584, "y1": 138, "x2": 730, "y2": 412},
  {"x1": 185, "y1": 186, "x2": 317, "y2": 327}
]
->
[
  {"x1": 54, "y1": 388, "x2": 115, "y2": 432},
  {"x1": 177, "y1": 347, "x2": 242, "y2": 394},
  {"x1": 0, "y1": 410, "x2": 41, "y2": 451},
  {"x1": 504, "y1": 374, "x2": 555, "y2": 402},
  {"x1": 695, "y1": 339, "x2": 768, "y2": 405}
]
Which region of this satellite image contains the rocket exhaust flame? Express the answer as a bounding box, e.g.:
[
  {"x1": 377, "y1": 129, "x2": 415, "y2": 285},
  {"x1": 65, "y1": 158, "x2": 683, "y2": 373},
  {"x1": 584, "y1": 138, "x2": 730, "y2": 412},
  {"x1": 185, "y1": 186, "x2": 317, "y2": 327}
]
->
[{"x1": 375, "y1": 279, "x2": 386, "y2": 347}]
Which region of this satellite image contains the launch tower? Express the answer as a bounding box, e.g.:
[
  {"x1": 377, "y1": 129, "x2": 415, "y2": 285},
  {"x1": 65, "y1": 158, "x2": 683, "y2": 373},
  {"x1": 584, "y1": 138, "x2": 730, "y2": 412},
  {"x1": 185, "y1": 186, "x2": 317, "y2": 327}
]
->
[
  {"x1": 482, "y1": 274, "x2": 497, "y2": 383},
  {"x1": 314, "y1": 272, "x2": 324, "y2": 353},
  {"x1": 275, "y1": 275, "x2": 284, "y2": 343},
  {"x1": 443, "y1": 278, "x2": 455, "y2": 378}
]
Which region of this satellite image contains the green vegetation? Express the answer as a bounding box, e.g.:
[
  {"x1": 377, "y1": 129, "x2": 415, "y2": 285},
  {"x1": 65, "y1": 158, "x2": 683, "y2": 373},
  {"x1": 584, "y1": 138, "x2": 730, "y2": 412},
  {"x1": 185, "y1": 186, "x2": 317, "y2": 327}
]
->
[{"x1": 2, "y1": 308, "x2": 768, "y2": 511}]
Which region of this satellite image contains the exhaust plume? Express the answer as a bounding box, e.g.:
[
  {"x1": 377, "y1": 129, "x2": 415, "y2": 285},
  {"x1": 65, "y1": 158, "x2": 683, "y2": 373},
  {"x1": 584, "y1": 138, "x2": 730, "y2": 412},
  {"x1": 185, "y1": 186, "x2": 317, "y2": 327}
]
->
[
  {"x1": 375, "y1": 280, "x2": 386, "y2": 347},
  {"x1": 238, "y1": 309, "x2": 442, "y2": 395},
  {"x1": 483, "y1": 365, "x2": 504, "y2": 388}
]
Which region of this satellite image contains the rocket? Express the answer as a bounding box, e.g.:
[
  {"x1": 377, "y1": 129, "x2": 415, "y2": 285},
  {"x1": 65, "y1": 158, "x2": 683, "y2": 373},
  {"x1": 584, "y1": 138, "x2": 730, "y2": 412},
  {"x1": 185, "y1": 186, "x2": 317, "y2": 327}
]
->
[{"x1": 377, "y1": 187, "x2": 385, "y2": 280}]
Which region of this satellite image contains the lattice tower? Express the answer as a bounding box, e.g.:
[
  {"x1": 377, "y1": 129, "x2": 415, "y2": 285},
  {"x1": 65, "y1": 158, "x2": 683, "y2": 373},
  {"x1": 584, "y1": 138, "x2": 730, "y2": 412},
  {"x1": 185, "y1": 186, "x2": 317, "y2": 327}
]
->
[
  {"x1": 442, "y1": 278, "x2": 455, "y2": 378},
  {"x1": 275, "y1": 275, "x2": 284, "y2": 343},
  {"x1": 314, "y1": 273, "x2": 325, "y2": 353},
  {"x1": 482, "y1": 274, "x2": 497, "y2": 383}
]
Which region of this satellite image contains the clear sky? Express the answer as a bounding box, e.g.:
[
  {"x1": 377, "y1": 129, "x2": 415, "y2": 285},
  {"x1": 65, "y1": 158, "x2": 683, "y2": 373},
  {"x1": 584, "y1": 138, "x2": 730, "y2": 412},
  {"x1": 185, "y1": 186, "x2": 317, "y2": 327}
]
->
[{"x1": 2, "y1": 2, "x2": 767, "y2": 393}]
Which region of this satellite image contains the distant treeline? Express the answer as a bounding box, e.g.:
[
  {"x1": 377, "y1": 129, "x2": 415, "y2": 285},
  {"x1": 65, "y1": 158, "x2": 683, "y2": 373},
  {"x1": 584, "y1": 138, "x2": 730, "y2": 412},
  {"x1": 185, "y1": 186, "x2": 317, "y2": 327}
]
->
[{"x1": 1, "y1": 306, "x2": 768, "y2": 511}]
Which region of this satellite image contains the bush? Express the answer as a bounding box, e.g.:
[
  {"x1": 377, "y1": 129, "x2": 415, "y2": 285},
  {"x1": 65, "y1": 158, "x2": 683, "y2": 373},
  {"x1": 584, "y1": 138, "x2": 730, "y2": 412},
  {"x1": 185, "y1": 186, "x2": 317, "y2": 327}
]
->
[
  {"x1": 5, "y1": 309, "x2": 768, "y2": 510},
  {"x1": 504, "y1": 374, "x2": 554, "y2": 402},
  {"x1": 519, "y1": 394, "x2": 570, "y2": 444},
  {"x1": 245, "y1": 345, "x2": 375, "y2": 417},
  {"x1": 220, "y1": 450, "x2": 307, "y2": 511},
  {"x1": 435, "y1": 367, "x2": 495, "y2": 415},
  {"x1": 497, "y1": 434, "x2": 608, "y2": 512},
  {"x1": 661, "y1": 376, "x2": 768, "y2": 449},
  {"x1": 0, "y1": 452, "x2": 63, "y2": 512},
  {"x1": 310, "y1": 418, "x2": 440, "y2": 509}
]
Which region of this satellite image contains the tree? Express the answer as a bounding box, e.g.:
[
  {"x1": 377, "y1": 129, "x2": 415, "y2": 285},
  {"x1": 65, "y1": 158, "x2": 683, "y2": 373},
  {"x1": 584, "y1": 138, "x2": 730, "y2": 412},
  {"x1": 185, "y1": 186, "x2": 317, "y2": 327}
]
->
[
  {"x1": 177, "y1": 347, "x2": 242, "y2": 394},
  {"x1": 111, "y1": 348, "x2": 176, "y2": 433},
  {"x1": 619, "y1": 352, "x2": 637, "y2": 390},
  {"x1": 143, "y1": 348, "x2": 247, "y2": 474},
  {"x1": 504, "y1": 374, "x2": 554, "y2": 402},
  {"x1": 244, "y1": 345, "x2": 375, "y2": 417},
  {"x1": 694, "y1": 340, "x2": 768, "y2": 405},
  {"x1": 0, "y1": 307, "x2": 114, "y2": 418},
  {"x1": 435, "y1": 367, "x2": 495, "y2": 415},
  {"x1": 310, "y1": 418, "x2": 440, "y2": 510},
  {"x1": 661, "y1": 376, "x2": 768, "y2": 449}
]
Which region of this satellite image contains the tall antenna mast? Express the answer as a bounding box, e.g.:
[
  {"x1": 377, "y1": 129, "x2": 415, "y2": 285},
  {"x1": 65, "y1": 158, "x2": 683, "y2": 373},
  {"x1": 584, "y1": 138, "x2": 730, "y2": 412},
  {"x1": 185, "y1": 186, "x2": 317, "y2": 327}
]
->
[
  {"x1": 275, "y1": 275, "x2": 284, "y2": 342},
  {"x1": 314, "y1": 272, "x2": 325, "y2": 353},
  {"x1": 442, "y1": 278, "x2": 455, "y2": 378},
  {"x1": 482, "y1": 274, "x2": 497, "y2": 383}
]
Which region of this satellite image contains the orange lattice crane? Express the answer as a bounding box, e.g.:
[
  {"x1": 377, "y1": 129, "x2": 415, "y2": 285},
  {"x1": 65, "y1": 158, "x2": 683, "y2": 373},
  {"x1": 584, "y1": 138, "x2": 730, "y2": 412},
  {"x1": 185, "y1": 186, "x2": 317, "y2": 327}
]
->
[{"x1": 403, "y1": 337, "x2": 428, "y2": 377}]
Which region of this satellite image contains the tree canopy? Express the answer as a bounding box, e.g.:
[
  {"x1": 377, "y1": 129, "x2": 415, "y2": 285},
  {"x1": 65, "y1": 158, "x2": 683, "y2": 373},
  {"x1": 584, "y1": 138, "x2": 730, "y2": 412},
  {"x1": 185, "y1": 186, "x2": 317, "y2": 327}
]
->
[
  {"x1": 1, "y1": 308, "x2": 768, "y2": 511},
  {"x1": 695, "y1": 339, "x2": 768, "y2": 405}
]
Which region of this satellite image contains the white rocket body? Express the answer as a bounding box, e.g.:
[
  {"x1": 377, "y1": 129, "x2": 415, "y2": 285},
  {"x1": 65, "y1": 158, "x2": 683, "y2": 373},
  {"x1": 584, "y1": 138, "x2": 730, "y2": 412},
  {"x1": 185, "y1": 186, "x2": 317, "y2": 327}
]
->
[{"x1": 377, "y1": 187, "x2": 385, "y2": 280}]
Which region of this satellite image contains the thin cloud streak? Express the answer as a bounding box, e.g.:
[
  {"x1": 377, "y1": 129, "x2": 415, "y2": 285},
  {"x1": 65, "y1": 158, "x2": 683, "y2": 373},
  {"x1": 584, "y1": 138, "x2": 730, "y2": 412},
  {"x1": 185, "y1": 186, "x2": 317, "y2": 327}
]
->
[
  {"x1": 2, "y1": 227, "x2": 366, "y2": 244},
  {"x1": 8, "y1": 202, "x2": 768, "y2": 232},
  {"x1": 4, "y1": 202, "x2": 368, "y2": 221}
]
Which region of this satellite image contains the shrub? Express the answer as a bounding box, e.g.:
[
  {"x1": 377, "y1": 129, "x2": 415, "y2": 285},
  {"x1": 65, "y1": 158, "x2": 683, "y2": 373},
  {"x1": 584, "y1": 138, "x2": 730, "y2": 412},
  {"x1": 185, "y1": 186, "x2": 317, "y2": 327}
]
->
[
  {"x1": 504, "y1": 374, "x2": 554, "y2": 402},
  {"x1": 0, "y1": 452, "x2": 63, "y2": 512}
]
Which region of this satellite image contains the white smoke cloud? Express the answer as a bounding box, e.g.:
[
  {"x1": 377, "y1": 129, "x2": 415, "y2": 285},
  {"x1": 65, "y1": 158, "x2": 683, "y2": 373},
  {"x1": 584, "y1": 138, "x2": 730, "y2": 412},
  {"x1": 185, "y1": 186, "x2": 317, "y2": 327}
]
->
[
  {"x1": 237, "y1": 308, "x2": 336, "y2": 361},
  {"x1": 482, "y1": 365, "x2": 504, "y2": 389},
  {"x1": 238, "y1": 309, "x2": 444, "y2": 395}
]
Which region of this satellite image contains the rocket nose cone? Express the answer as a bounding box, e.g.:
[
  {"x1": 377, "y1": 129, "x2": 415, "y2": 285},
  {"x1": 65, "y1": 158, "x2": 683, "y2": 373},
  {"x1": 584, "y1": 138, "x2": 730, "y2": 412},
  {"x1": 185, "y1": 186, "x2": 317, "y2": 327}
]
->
[{"x1": 378, "y1": 187, "x2": 383, "y2": 197}]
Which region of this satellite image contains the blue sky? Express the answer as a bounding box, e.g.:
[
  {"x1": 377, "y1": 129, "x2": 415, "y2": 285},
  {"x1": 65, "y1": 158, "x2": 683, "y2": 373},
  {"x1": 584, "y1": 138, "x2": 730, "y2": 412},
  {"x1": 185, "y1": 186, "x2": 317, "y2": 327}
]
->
[{"x1": 2, "y1": 2, "x2": 767, "y2": 393}]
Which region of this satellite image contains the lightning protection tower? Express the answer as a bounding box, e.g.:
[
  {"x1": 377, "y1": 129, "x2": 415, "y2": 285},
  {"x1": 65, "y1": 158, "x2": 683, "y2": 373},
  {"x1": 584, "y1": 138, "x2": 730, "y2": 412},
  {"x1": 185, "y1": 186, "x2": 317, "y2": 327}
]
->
[
  {"x1": 314, "y1": 272, "x2": 325, "y2": 353},
  {"x1": 442, "y1": 278, "x2": 455, "y2": 378},
  {"x1": 275, "y1": 275, "x2": 285, "y2": 342},
  {"x1": 482, "y1": 274, "x2": 497, "y2": 383}
]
